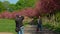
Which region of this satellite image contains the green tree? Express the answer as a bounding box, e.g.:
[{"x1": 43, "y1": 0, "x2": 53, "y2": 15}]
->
[
  {"x1": 0, "y1": 1, "x2": 6, "y2": 12},
  {"x1": 16, "y1": 0, "x2": 36, "y2": 9}
]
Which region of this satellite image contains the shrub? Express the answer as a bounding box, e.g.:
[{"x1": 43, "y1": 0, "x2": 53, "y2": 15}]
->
[{"x1": 43, "y1": 21, "x2": 60, "y2": 33}]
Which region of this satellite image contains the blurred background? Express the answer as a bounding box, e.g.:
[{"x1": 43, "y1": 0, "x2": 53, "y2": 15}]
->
[{"x1": 0, "y1": 0, "x2": 60, "y2": 34}]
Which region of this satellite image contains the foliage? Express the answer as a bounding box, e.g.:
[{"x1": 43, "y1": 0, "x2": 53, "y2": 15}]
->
[
  {"x1": 0, "y1": 0, "x2": 60, "y2": 18},
  {"x1": 0, "y1": 0, "x2": 36, "y2": 12},
  {"x1": 16, "y1": 0, "x2": 36, "y2": 9},
  {"x1": 44, "y1": 22, "x2": 60, "y2": 33},
  {"x1": 43, "y1": 12, "x2": 60, "y2": 33},
  {"x1": 39, "y1": 0, "x2": 60, "y2": 14},
  {"x1": 0, "y1": 1, "x2": 6, "y2": 12}
]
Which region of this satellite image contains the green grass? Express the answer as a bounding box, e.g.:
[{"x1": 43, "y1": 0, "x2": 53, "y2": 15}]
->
[
  {"x1": 0, "y1": 19, "x2": 29, "y2": 34},
  {"x1": 0, "y1": 19, "x2": 16, "y2": 34}
]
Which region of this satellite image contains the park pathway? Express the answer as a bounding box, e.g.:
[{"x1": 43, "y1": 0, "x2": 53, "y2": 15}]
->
[{"x1": 24, "y1": 25, "x2": 56, "y2": 34}]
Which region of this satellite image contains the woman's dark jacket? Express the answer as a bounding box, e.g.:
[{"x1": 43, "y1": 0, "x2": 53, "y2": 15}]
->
[{"x1": 15, "y1": 16, "x2": 24, "y2": 32}]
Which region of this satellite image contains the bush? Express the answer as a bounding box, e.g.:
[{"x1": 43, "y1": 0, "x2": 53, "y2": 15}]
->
[
  {"x1": 43, "y1": 22, "x2": 60, "y2": 33},
  {"x1": 43, "y1": 23, "x2": 54, "y2": 30}
]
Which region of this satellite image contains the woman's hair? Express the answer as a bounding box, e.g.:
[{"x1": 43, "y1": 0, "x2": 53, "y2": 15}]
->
[{"x1": 16, "y1": 14, "x2": 19, "y2": 18}]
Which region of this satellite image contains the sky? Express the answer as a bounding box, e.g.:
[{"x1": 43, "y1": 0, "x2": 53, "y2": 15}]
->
[{"x1": 0, "y1": 0, "x2": 18, "y2": 4}]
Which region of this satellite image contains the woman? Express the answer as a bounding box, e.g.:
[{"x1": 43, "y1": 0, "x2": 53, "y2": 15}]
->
[{"x1": 15, "y1": 14, "x2": 24, "y2": 34}]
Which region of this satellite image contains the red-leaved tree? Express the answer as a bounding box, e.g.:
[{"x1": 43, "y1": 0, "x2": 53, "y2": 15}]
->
[{"x1": 36, "y1": 0, "x2": 60, "y2": 14}]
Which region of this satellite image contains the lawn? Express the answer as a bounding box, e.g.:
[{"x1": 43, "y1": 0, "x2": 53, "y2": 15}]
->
[
  {"x1": 0, "y1": 19, "x2": 16, "y2": 34},
  {"x1": 0, "y1": 19, "x2": 29, "y2": 34}
]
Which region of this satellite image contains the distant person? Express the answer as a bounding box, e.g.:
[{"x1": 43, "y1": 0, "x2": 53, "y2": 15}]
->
[
  {"x1": 15, "y1": 14, "x2": 24, "y2": 34},
  {"x1": 36, "y1": 16, "x2": 42, "y2": 32}
]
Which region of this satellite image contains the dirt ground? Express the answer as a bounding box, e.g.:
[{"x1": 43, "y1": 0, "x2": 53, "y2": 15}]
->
[{"x1": 0, "y1": 32, "x2": 13, "y2": 34}]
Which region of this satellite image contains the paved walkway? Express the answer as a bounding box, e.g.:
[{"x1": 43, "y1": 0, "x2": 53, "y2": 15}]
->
[{"x1": 24, "y1": 25, "x2": 56, "y2": 34}]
